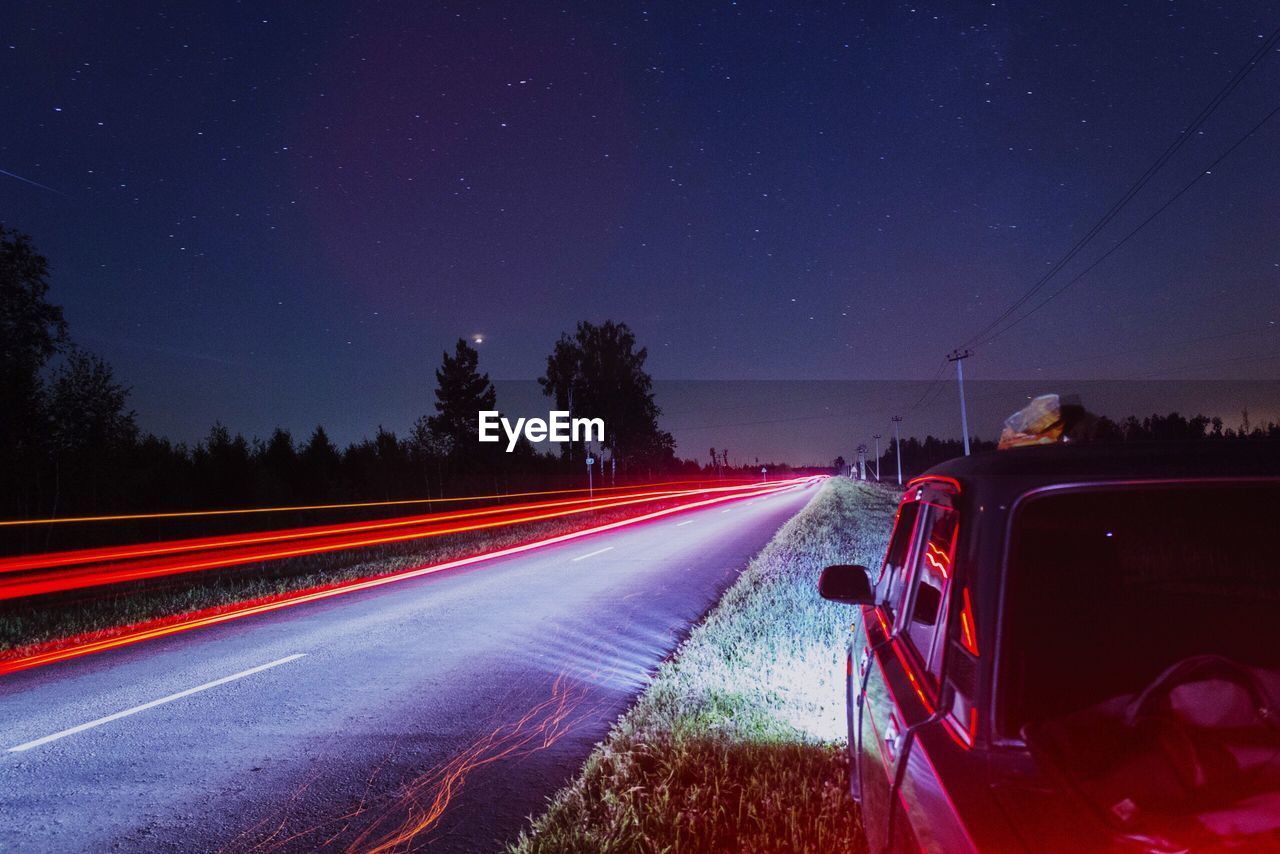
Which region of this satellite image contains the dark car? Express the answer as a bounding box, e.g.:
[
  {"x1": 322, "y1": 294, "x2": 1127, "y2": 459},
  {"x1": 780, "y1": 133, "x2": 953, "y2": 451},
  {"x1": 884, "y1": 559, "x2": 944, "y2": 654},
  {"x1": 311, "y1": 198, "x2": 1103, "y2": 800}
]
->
[{"x1": 819, "y1": 441, "x2": 1280, "y2": 852}]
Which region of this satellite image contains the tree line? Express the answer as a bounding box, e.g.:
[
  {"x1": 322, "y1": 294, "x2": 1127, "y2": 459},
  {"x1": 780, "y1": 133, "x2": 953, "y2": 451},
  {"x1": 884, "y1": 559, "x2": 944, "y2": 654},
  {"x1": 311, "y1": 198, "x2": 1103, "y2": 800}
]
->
[
  {"x1": 853, "y1": 410, "x2": 1280, "y2": 479},
  {"x1": 1, "y1": 226, "x2": 714, "y2": 523},
  {"x1": 4, "y1": 225, "x2": 1274, "y2": 523}
]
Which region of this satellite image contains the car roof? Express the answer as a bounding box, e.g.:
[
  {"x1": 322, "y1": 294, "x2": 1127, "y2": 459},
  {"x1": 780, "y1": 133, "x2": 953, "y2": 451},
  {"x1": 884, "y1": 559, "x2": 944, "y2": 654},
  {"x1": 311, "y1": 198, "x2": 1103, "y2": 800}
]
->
[{"x1": 920, "y1": 440, "x2": 1280, "y2": 485}]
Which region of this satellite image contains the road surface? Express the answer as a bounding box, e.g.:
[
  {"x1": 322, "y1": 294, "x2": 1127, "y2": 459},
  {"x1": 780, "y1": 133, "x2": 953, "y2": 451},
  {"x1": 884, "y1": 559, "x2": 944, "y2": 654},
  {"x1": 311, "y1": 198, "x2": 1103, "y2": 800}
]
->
[{"x1": 0, "y1": 480, "x2": 818, "y2": 852}]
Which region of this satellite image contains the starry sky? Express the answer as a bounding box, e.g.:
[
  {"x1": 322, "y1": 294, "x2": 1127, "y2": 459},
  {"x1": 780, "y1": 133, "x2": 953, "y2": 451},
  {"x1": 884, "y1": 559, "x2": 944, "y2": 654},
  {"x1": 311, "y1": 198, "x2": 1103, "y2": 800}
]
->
[{"x1": 2, "y1": 1, "x2": 1278, "y2": 458}]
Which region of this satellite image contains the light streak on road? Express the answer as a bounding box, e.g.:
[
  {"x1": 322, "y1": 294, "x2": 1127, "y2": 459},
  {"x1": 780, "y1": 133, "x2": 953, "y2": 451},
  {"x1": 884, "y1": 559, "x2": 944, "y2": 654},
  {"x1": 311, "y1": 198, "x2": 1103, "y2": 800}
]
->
[
  {"x1": 0, "y1": 478, "x2": 821, "y2": 676},
  {"x1": 0, "y1": 477, "x2": 756, "y2": 527},
  {"x1": 349, "y1": 675, "x2": 591, "y2": 854},
  {"x1": 0, "y1": 483, "x2": 756, "y2": 575},
  {"x1": 223, "y1": 675, "x2": 597, "y2": 853},
  {"x1": 0, "y1": 480, "x2": 809, "y2": 600}
]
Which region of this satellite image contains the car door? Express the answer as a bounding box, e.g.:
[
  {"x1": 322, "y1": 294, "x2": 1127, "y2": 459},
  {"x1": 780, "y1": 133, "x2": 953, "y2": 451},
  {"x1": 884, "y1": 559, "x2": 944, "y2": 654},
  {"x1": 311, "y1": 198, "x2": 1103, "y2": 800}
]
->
[
  {"x1": 850, "y1": 496, "x2": 921, "y2": 802},
  {"x1": 858, "y1": 488, "x2": 959, "y2": 852}
]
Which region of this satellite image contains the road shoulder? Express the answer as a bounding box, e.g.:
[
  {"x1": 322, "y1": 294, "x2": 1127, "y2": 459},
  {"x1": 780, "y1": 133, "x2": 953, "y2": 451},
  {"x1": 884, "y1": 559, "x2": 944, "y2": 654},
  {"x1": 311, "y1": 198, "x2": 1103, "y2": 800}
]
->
[{"x1": 510, "y1": 478, "x2": 898, "y2": 853}]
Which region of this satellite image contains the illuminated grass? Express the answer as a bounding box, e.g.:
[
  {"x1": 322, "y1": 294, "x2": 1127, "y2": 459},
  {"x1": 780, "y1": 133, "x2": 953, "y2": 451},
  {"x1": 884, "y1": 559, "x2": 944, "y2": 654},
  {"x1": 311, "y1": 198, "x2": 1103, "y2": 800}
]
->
[{"x1": 512, "y1": 478, "x2": 898, "y2": 853}]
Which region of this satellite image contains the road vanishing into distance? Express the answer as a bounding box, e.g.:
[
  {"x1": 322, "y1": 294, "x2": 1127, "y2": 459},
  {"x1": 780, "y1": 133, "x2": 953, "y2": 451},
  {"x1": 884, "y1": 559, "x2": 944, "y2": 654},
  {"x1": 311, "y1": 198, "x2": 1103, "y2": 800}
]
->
[{"x1": 0, "y1": 479, "x2": 819, "y2": 852}]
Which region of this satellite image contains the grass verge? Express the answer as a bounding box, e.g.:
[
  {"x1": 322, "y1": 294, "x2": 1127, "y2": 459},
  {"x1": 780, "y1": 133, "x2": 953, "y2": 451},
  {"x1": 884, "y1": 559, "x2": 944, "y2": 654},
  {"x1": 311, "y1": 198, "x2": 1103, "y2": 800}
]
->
[{"x1": 510, "y1": 478, "x2": 898, "y2": 853}]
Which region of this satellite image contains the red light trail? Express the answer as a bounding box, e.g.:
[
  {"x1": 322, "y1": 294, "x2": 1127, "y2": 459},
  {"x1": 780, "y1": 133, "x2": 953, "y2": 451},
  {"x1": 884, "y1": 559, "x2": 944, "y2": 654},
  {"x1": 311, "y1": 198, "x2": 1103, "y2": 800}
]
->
[
  {"x1": 0, "y1": 482, "x2": 751, "y2": 576},
  {"x1": 0, "y1": 477, "x2": 818, "y2": 677},
  {"x1": 0, "y1": 477, "x2": 753, "y2": 527},
  {"x1": 0, "y1": 480, "x2": 802, "y2": 600}
]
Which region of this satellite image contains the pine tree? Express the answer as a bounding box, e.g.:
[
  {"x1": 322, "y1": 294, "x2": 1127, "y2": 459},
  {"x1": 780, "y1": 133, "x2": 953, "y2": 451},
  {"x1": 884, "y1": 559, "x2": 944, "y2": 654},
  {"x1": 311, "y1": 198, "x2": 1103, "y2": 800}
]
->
[{"x1": 427, "y1": 339, "x2": 497, "y2": 462}]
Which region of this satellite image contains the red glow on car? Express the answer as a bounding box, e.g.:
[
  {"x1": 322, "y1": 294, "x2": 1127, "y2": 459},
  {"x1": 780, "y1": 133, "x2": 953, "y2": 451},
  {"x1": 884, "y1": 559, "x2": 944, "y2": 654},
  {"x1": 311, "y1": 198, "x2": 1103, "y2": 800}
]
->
[{"x1": 959, "y1": 587, "x2": 979, "y2": 656}]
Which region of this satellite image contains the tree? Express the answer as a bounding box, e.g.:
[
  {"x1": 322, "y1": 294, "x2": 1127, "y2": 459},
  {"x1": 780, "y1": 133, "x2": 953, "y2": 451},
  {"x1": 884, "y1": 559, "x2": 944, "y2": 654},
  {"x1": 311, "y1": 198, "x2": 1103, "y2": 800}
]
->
[
  {"x1": 538, "y1": 320, "x2": 675, "y2": 472},
  {"x1": 44, "y1": 348, "x2": 138, "y2": 513},
  {"x1": 257, "y1": 428, "x2": 297, "y2": 503},
  {"x1": 426, "y1": 338, "x2": 497, "y2": 463},
  {"x1": 193, "y1": 423, "x2": 254, "y2": 507},
  {"x1": 299, "y1": 426, "x2": 341, "y2": 500},
  {"x1": 0, "y1": 226, "x2": 68, "y2": 512},
  {"x1": 538, "y1": 335, "x2": 581, "y2": 461},
  {"x1": 46, "y1": 348, "x2": 137, "y2": 454},
  {"x1": 408, "y1": 414, "x2": 450, "y2": 495}
]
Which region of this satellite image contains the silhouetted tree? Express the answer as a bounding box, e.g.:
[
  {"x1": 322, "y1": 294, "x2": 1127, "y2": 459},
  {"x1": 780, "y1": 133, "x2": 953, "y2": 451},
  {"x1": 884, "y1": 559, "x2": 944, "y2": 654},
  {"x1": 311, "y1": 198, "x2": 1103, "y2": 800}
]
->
[
  {"x1": 193, "y1": 423, "x2": 254, "y2": 507},
  {"x1": 1, "y1": 226, "x2": 68, "y2": 515},
  {"x1": 43, "y1": 349, "x2": 138, "y2": 513},
  {"x1": 257, "y1": 428, "x2": 297, "y2": 503},
  {"x1": 299, "y1": 426, "x2": 341, "y2": 501},
  {"x1": 426, "y1": 339, "x2": 497, "y2": 471},
  {"x1": 539, "y1": 335, "x2": 581, "y2": 462},
  {"x1": 538, "y1": 320, "x2": 675, "y2": 473}
]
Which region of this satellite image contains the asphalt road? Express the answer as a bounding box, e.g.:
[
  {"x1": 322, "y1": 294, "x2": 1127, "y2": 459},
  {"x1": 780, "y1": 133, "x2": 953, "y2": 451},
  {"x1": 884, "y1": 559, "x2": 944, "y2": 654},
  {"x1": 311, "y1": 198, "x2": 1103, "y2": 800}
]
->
[{"x1": 0, "y1": 480, "x2": 818, "y2": 852}]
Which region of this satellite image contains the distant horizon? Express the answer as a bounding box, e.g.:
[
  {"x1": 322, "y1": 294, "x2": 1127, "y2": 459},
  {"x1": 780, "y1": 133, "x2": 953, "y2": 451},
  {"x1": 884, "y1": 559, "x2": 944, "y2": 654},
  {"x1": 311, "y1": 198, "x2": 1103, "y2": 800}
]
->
[{"x1": 119, "y1": 377, "x2": 1280, "y2": 467}]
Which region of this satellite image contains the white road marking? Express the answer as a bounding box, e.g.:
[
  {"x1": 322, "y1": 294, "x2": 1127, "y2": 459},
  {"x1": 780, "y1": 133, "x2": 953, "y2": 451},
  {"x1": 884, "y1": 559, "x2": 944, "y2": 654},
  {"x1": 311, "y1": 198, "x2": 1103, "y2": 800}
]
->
[
  {"x1": 8, "y1": 654, "x2": 306, "y2": 753},
  {"x1": 675, "y1": 520, "x2": 694, "y2": 527},
  {"x1": 721, "y1": 508, "x2": 733, "y2": 513},
  {"x1": 571, "y1": 546, "x2": 614, "y2": 562}
]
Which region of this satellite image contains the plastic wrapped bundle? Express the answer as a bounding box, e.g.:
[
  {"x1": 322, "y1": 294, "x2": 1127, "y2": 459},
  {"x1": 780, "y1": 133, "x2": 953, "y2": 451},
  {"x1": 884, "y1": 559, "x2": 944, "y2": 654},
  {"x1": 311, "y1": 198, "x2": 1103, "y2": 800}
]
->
[{"x1": 999, "y1": 394, "x2": 1066, "y2": 450}]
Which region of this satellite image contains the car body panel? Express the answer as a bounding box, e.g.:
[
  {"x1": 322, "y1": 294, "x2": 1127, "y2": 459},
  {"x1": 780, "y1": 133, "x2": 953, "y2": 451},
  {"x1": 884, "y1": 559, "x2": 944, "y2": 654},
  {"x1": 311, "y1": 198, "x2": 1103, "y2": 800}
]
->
[{"x1": 840, "y1": 441, "x2": 1280, "y2": 852}]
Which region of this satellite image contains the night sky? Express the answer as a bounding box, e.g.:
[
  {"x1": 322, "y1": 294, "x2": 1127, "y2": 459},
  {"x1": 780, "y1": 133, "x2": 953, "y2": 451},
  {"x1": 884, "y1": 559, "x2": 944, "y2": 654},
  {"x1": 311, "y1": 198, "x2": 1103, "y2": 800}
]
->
[{"x1": 3, "y1": 2, "x2": 1278, "y2": 459}]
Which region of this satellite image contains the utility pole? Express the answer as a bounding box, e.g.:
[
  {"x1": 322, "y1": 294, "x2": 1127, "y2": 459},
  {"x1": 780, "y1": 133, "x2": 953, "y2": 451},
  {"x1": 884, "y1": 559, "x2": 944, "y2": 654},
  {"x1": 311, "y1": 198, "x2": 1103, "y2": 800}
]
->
[
  {"x1": 856, "y1": 444, "x2": 868, "y2": 480},
  {"x1": 947, "y1": 349, "x2": 973, "y2": 456},
  {"x1": 891, "y1": 415, "x2": 903, "y2": 486},
  {"x1": 872, "y1": 434, "x2": 881, "y2": 482},
  {"x1": 586, "y1": 452, "x2": 595, "y2": 501}
]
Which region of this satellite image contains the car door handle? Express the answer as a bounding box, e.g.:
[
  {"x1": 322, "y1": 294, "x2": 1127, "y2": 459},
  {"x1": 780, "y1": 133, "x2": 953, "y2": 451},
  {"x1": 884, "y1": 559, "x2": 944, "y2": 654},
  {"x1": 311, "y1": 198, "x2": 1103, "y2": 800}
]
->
[{"x1": 884, "y1": 714, "x2": 903, "y2": 760}]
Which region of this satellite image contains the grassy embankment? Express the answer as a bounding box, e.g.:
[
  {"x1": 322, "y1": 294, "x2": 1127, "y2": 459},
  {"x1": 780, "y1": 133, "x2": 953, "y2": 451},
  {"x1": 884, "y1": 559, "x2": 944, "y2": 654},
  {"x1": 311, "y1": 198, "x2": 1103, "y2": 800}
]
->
[
  {"x1": 512, "y1": 477, "x2": 898, "y2": 853},
  {"x1": 0, "y1": 493, "x2": 704, "y2": 658}
]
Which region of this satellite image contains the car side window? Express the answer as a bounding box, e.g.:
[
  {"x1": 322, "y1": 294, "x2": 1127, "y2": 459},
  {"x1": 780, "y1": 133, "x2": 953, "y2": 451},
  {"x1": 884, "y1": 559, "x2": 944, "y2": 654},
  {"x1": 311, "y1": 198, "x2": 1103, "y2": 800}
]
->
[
  {"x1": 879, "y1": 501, "x2": 920, "y2": 620},
  {"x1": 903, "y1": 505, "x2": 957, "y2": 682}
]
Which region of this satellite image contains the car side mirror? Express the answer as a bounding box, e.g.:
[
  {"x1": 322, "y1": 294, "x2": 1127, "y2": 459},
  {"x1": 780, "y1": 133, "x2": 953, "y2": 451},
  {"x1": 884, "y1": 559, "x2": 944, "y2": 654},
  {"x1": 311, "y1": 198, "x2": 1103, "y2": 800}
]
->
[
  {"x1": 818, "y1": 564, "x2": 875, "y2": 605},
  {"x1": 912, "y1": 583, "x2": 942, "y2": 626}
]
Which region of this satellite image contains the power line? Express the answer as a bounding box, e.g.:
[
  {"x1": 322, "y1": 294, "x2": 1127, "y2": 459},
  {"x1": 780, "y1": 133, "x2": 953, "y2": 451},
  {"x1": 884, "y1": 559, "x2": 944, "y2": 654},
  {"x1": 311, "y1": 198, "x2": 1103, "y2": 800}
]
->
[
  {"x1": 1000, "y1": 322, "x2": 1276, "y2": 375},
  {"x1": 982, "y1": 102, "x2": 1280, "y2": 344},
  {"x1": 980, "y1": 280, "x2": 1271, "y2": 353},
  {"x1": 958, "y1": 23, "x2": 1280, "y2": 350},
  {"x1": 905, "y1": 359, "x2": 949, "y2": 413},
  {"x1": 1133, "y1": 349, "x2": 1280, "y2": 379}
]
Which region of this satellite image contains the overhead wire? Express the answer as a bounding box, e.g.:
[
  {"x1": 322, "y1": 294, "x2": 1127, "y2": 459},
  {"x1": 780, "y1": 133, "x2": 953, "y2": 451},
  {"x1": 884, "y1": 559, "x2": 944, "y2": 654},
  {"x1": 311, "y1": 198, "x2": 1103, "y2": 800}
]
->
[
  {"x1": 957, "y1": 23, "x2": 1280, "y2": 350},
  {"x1": 982, "y1": 102, "x2": 1280, "y2": 345}
]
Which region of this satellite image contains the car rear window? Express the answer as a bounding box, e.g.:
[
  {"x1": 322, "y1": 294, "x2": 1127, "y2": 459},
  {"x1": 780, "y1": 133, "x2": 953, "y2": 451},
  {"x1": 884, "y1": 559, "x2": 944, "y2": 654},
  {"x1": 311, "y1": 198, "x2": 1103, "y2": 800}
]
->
[{"x1": 997, "y1": 481, "x2": 1280, "y2": 738}]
